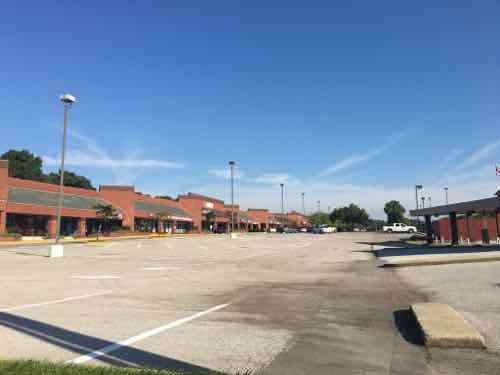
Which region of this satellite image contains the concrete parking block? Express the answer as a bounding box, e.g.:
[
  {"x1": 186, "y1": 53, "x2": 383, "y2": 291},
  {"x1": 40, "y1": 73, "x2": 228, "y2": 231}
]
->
[{"x1": 410, "y1": 303, "x2": 486, "y2": 349}]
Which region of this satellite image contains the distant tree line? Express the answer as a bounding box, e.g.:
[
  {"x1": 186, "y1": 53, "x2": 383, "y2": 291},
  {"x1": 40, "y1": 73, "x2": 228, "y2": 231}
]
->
[
  {"x1": 1, "y1": 149, "x2": 95, "y2": 190},
  {"x1": 307, "y1": 200, "x2": 412, "y2": 232}
]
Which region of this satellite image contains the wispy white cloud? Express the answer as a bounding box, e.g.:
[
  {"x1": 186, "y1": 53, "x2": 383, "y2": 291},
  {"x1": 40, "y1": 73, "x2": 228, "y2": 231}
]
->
[
  {"x1": 454, "y1": 139, "x2": 500, "y2": 171},
  {"x1": 208, "y1": 168, "x2": 245, "y2": 180},
  {"x1": 254, "y1": 173, "x2": 301, "y2": 186},
  {"x1": 43, "y1": 154, "x2": 184, "y2": 169},
  {"x1": 42, "y1": 129, "x2": 185, "y2": 184},
  {"x1": 315, "y1": 133, "x2": 406, "y2": 179}
]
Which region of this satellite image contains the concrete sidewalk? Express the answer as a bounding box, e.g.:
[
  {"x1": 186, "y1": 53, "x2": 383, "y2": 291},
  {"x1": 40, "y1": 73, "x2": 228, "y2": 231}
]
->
[
  {"x1": 380, "y1": 251, "x2": 500, "y2": 267},
  {"x1": 0, "y1": 233, "x2": 207, "y2": 248}
]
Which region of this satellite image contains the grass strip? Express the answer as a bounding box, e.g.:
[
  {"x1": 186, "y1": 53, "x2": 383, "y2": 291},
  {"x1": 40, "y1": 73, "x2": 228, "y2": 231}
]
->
[{"x1": 0, "y1": 360, "x2": 224, "y2": 375}]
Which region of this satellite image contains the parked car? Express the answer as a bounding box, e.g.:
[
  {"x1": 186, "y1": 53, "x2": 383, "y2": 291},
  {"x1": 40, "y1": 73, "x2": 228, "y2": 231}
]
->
[
  {"x1": 299, "y1": 227, "x2": 308, "y2": 232},
  {"x1": 319, "y1": 224, "x2": 337, "y2": 233},
  {"x1": 312, "y1": 226, "x2": 323, "y2": 234},
  {"x1": 283, "y1": 227, "x2": 298, "y2": 233},
  {"x1": 269, "y1": 228, "x2": 277, "y2": 233},
  {"x1": 382, "y1": 223, "x2": 417, "y2": 233}
]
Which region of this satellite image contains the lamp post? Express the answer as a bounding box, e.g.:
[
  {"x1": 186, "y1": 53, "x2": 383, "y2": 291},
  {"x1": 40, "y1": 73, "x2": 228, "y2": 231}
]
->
[
  {"x1": 444, "y1": 187, "x2": 449, "y2": 205},
  {"x1": 280, "y1": 183, "x2": 284, "y2": 229},
  {"x1": 301, "y1": 192, "x2": 305, "y2": 216},
  {"x1": 317, "y1": 200, "x2": 320, "y2": 212},
  {"x1": 428, "y1": 196, "x2": 432, "y2": 208},
  {"x1": 415, "y1": 185, "x2": 423, "y2": 211},
  {"x1": 55, "y1": 94, "x2": 76, "y2": 245},
  {"x1": 421, "y1": 196, "x2": 425, "y2": 209},
  {"x1": 229, "y1": 161, "x2": 235, "y2": 234}
]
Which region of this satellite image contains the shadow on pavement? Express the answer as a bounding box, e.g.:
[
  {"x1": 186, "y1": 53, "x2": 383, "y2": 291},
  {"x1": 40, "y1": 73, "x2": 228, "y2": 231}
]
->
[
  {"x1": 393, "y1": 309, "x2": 423, "y2": 346},
  {"x1": 375, "y1": 245, "x2": 500, "y2": 258},
  {"x1": 356, "y1": 240, "x2": 421, "y2": 248},
  {"x1": 0, "y1": 312, "x2": 218, "y2": 373}
]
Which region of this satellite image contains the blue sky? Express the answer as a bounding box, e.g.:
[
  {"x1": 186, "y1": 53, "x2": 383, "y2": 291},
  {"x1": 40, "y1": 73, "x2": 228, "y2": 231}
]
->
[{"x1": 1, "y1": 1, "x2": 499, "y2": 218}]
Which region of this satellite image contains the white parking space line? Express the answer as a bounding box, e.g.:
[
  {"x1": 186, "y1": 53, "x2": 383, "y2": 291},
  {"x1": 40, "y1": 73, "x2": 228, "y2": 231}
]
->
[
  {"x1": 0, "y1": 291, "x2": 113, "y2": 312},
  {"x1": 68, "y1": 303, "x2": 231, "y2": 365},
  {"x1": 140, "y1": 267, "x2": 166, "y2": 271},
  {"x1": 71, "y1": 276, "x2": 120, "y2": 280}
]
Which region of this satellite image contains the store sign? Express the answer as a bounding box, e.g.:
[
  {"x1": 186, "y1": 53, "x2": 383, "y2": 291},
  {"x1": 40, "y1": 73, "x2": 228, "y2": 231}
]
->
[{"x1": 204, "y1": 201, "x2": 214, "y2": 209}]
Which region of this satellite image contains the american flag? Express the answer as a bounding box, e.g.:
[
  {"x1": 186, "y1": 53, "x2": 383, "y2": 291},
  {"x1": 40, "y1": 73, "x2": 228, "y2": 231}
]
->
[{"x1": 497, "y1": 165, "x2": 500, "y2": 176}]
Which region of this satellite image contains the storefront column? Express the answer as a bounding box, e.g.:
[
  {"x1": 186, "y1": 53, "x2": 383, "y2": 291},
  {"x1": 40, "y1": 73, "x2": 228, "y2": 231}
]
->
[
  {"x1": 465, "y1": 212, "x2": 472, "y2": 243},
  {"x1": 0, "y1": 210, "x2": 6, "y2": 233},
  {"x1": 172, "y1": 220, "x2": 177, "y2": 234},
  {"x1": 157, "y1": 220, "x2": 164, "y2": 234},
  {"x1": 449, "y1": 212, "x2": 459, "y2": 245},
  {"x1": 495, "y1": 209, "x2": 500, "y2": 243},
  {"x1": 425, "y1": 215, "x2": 432, "y2": 244},
  {"x1": 47, "y1": 216, "x2": 57, "y2": 238},
  {"x1": 78, "y1": 218, "x2": 86, "y2": 237}
]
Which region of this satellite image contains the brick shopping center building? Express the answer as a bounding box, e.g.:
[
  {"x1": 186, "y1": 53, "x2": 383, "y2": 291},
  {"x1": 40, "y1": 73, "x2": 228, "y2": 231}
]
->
[{"x1": 0, "y1": 160, "x2": 307, "y2": 237}]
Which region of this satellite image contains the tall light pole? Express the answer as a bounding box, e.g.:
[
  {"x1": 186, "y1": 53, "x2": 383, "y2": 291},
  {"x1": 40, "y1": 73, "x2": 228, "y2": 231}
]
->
[
  {"x1": 55, "y1": 94, "x2": 76, "y2": 244},
  {"x1": 428, "y1": 196, "x2": 432, "y2": 208},
  {"x1": 421, "y1": 196, "x2": 425, "y2": 209},
  {"x1": 415, "y1": 185, "x2": 423, "y2": 211},
  {"x1": 317, "y1": 200, "x2": 320, "y2": 212},
  {"x1": 280, "y1": 183, "x2": 284, "y2": 228},
  {"x1": 327, "y1": 205, "x2": 331, "y2": 213},
  {"x1": 301, "y1": 192, "x2": 305, "y2": 216},
  {"x1": 229, "y1": 161, "x2": 235, "y2": 233},
  {"x1": 444, "y1": 187, "x2": 449, "y2": 205}
]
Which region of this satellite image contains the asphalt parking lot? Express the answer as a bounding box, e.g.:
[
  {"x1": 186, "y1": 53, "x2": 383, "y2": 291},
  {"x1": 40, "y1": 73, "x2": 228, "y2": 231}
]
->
[{"x1": 1, "y1": 233, "x2": 500, "y2": 374}]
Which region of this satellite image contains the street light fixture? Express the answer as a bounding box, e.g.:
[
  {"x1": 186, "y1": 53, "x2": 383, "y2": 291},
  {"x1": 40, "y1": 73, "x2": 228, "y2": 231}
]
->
[
  {"x1": 52, "y1": 93, "x2": 76, "y2": 256},
  {"x1": 415, "y1": 185, "x2": 423, "y2": 211},
  {"x1": 229, "y1": 161, "x2": 235, "y2": 235},
  {"x1": 280, "y1": 183, "x2": 284, "y2": 229},
  {"x1": 301, "y1": 192, "x2": 305, "y2": 216}
]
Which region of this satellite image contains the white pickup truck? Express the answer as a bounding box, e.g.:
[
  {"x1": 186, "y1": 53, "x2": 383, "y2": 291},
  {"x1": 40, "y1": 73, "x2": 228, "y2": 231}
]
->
[{"x1": 382, "y1": 223, "x2": 417, "y2": 233}]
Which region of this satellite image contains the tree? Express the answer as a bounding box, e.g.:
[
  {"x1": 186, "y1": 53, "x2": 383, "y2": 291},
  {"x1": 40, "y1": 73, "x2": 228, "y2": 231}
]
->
[
  {"x1": 384, "y1": 200, "x2": 406, "y2": 224},
  {"x1": 46, "y1": 170, "x2": 95, "y2": 190},
  {"x1": 1, "y1": 149, "x2": 45, "y2": 181},
  {"x1": 154, "y1": 211, "x2": 169, "y2": 234},
  {"x1": 307, "y1": 212, "x2": 332, "y2": 226},
  {"x1": 94, "y1": 203, "x2": 118, "y2": 240},
  {"x1": 330, "y1": 204, "x2": 370, "y2": 231},
  {"x1": 1, "y1": 149, "x2": 95, "y2": 189}
]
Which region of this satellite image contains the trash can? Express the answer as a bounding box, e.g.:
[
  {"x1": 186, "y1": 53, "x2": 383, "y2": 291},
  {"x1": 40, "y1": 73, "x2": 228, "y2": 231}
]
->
[{"x1": 481, "y1": 228, "x2": 490, "y2": 244}]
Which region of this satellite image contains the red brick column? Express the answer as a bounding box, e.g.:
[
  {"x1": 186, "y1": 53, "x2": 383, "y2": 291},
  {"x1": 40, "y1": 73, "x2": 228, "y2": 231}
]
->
[
  {"x1": 172, "y1": 220, "x2": 177, "y2": 234},
  {"x1": 78, "y1": 218, "x2": 86, "y2": 237},
  {"x1": 47, "y1": 216, "x2": 57, "y2": 238},
  {"x1": 0, "y1": 210, "x2": 6, "y2": 234}
]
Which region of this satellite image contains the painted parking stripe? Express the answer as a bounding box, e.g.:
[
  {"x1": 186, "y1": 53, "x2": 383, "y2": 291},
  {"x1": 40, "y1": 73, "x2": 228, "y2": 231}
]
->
[
  {"x1": 0, "y1": 291, "x2": 113, "y2": 312},
  {"x1": 68, "y1": 303, "x2": 230, "y2": 365},
  {"x1": 71, "y1": 276, "x2": 120, "y2": 280}
]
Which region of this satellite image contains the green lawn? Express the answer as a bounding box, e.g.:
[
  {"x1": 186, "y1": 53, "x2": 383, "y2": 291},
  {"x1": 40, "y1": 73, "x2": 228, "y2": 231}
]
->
[{"x1": 0, "y1": 360, "x2": 225, "y2": 375}]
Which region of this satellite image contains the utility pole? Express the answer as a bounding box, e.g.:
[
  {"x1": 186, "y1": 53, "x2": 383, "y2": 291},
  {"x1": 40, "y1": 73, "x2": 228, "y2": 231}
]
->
[
  {"x1": 229, "y1": 161, "x2": 235, "y2": 234},
  {"x1": 444, "y1": 187, "x2": 449, "y2": 205},
  {"x1": 280, "y1": 183, "x2": 284, "y2": 229},
  {"x1": 301, "y1": 192, "x2": 305, "y2": 216},
  {"x1": 55, "y1": 94, "x2": 76, "y2": 244},
  {"x1": 421, "y1": 196, "x2": 426, "y2": 209}
]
